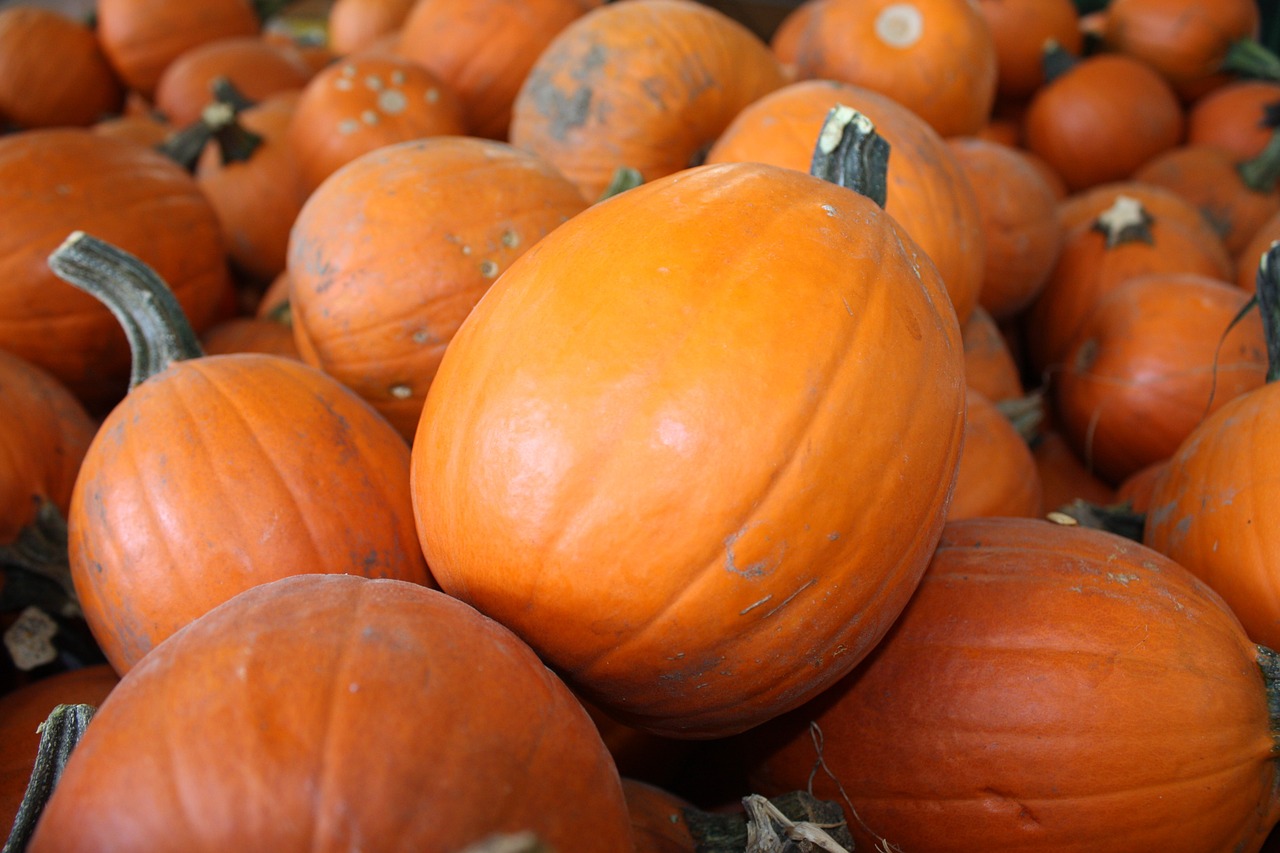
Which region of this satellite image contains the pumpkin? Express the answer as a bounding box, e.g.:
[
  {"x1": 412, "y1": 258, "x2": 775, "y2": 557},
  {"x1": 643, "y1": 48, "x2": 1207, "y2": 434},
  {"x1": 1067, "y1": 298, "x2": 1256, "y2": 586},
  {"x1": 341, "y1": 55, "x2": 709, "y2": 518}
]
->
[
  {"x1": 1023, "y1": 191, "x2": 1234, "y2": 376},
  {"x1": 509, "y1": 0, "x2": 786, "y2": 200},
  {"x1": 1143, "y1": 241, "x2": 1280, "y2": 651},
  {"x1": 1239, "y1": 207, "x2": 1280, "y2": 291},
  {"x1": 0, "y1": 665, "x2": 118, "y2": 833},
  {"x1": 624, "y1": 779, "x2": 697, "y2": 853},
  {"x1": 152, "y1": 35, "x2": 313, "y2": 128},
  {"x1": 0, "y1": 350, "x2": 97, "y2": 545},
  {"x1": 0, "y1": 7, "x2": 124, "y2": 130},
  {"x1": 947, "y1": 389, "x2": 1043, "y2": 520},
  {"x1": 285, "y1": 52, "x2": 467, "y2": 194},
  {"x1": 961, "y1": 304, "x2": 1025, "y2": 403},
  {"x1": 411, "y1": 108, "x2": 966, "y2": 738},
  {"x1": 741, "y1": 516, "x2": 1280, "y2": 852},
  {"x1": 327, "y1": 0, "x2": 417, "y2": 56},
  {"x1": 1103, "y1": 0, "x2": 1268, "y2": 102},
  {"x1": 195, "y1": 88, "x2": 308, "y2": 285},
  {"x1": 0, "y1": 129, "x2": 234, "y2": 415},
  {"x1": 781, "y1": 0, "x2": 998, "y2": 138},
  {"x1": 974, "y1": 0, "x2": 1082, "y2": 100},
  {"x1": 27, "y1": 574, "x2": 635, "y2": 851},
  {"x1": 1031, "y1": 426, "x2": 1117, "y2": 511},
  {"x1": 199, "y1": 315, "x2": 301, "y2": 360},
  {"x1": 705, "y1": 78, "x2": 985, "y2": 325},
  {"x1": 948, "y1": 135, "x2": 1063, "y2": 321},
  {"x1": 1133, "y1": 134, "x2": 1280, "y2": 255},
  {"x1": 1022, "y1": 45, "x2": 1185, "y2": 193},
  {"x1": 396, "y1": 0, "x2": 589, "y2": 140},
  {"x1": 49, "y1": 233, "x2": 432, "y2": 673},
  {"x1": 1115, "y1": 460, "x2": 1166, "y2": 513},
  {"x1": 95, "y1": 0, "x2": 262, "y2": 98},
  {"x1": 91, "y1": 112, "x2": 172, "y2": 148},
  {"x1": 1052, "y1": 272, "x2": 1267, "y2": 486},
  {"x1": 1188, "y1": 80, "x2": 1280, "y2": 161},
  {"x1": 287, "y1": 136, "x2": 590, "y2": 441}
]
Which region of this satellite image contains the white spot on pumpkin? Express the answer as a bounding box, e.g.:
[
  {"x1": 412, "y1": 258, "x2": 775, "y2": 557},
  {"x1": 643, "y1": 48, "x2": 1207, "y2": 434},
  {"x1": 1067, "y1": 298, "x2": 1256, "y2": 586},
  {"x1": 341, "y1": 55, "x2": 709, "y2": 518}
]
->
[
  {"x1": 480, "y1": 260, "x2": 499, "y2": 278},
  {"x1": 501, "y1": 229, "x2": 520, "y2": 248},
  {"x1": 378, "y1": 89, "x2": 407, "y2": 115},
  {"x1": 365, "y1": 75, "x2": 383, "y2": 91},
  {"x1": 391, "y1": 70, "x2": 406, "y2": 86},
  {"x1": 361, "y1": 110, "x2": 379, "y2": 125},
  {"x1": 424, "y1": 88, "x2": 440, "y2": 103},
  {"x1": 389, "y1": 384, "x2": 412, "y2": 399},
  {"x1": 334, "y1": 77, "x2": 353, "y2": 91},
  {"x1": 875, "y1": 3, "x2": 924, "y2": 48},
  {"x1": 341, "y1": 64, "x2": 357, "y2": 77},
  {"x1": 337, "y1": 119, "x2": 360, "y2": 134},
  {"x1": 821, "y1": 203, "x2": 837, "y2": 217},
  {"x1": 655, "y1": 417, "x2": 689, "y2": 451}
]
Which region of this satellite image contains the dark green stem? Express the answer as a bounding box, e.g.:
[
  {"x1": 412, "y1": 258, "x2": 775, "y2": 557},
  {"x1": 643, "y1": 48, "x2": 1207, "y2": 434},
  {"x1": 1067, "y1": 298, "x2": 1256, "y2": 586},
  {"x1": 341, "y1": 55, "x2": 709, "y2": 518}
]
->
[
  {"x1": 1257, "y1": 241, "x2": 1280, "y2": 383},
  {"x1": 1041, "y1": 39, "x2": 1078, "y2": 84},
  {"x1": 1222, "y1": 38, "x2": 1280, "y2": 81},
  {"x1": 1092, "y1": 195, "x2": 1155, "y2": 249},
  {"x1": 2, "y1": 704, "x2": 96, "y2": 853},
  {"x1": 809, "y1": 105, "x2": 890, "y2": 209},
  {"x1": 597, "y1": 166, "x2": 644, "y2": 201},
  {"x1": 47, "y1": 232, "x2": 204, "y2": 389},
  {"x1": 1238, "y1": 128, "x2": 1280, "y2": 192},
  {"x1": 0, "y1": 499, "x2": 75, "y2": 605},
  {"x1": 155, "y1": 77, "x2": 261, "y2": 170}
]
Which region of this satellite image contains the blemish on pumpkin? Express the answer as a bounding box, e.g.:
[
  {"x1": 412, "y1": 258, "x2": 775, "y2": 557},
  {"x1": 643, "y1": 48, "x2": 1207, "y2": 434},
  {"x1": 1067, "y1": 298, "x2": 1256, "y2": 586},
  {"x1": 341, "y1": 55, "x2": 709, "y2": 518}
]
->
[
  {"x1": 480, "y1": 260, "x2": 500, "y2": 278},
  {"x1": 424, "y1": 88, "x2": 440, "y2": 103},
  {"x1": 1107, "y1": 572, "x2": 1140, "y2": 585},
  {"x1": 827, "y1": 532, "x2": 840, "y2": 541},
  {"x1": 378, "y1": 89, "x2": 407, "y2": 114},
  {"x1": 341, "y1": 64, "x2": 356, "y2": 77},
  {"x1": 461, "y1": 245, "x2": 472, "y2": 255},
  {"x1": 412, "y1": 330, "x2": 433, "y2": 344},
  {"x1": 875, "y1": 3, "x2": 925, "y2": 49},
  {"x1": 391, "y1": 70, "x2": 406, "y2": 86},
  {"x1": 365, "y1": 75, "x2": 383, "y2": 91},
  {"x1": 763, "y1": 579, "x2": 816, "y2": 619},
  {"x1": 821, "y1": 203, "x2": 837, "y2": 217},
  {"x1": 361, "y1": 110, "x2": 379, "y2": 125},
  {"x1": 389, "y1": 384, "x2": 412, "y2": 399},
  {"x1": 337, "y1": 119, "x2": 360, "y2": 135},
  {"x1": 740, "y1": 595, "x2": 773, "y2": 615},
  {"x1": 334, "y1": 77, "x2": 353, "y2": 91},
  {"x1": 501, "y1": 229, "x2": 520, "y2": 248}
]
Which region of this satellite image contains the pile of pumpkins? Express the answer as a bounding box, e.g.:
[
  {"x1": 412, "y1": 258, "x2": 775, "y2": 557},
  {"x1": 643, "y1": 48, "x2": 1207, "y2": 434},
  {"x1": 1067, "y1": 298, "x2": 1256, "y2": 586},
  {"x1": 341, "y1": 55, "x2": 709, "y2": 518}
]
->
[{"x1": 2, "y1": 0, "x2": 1280, "y2": 849}]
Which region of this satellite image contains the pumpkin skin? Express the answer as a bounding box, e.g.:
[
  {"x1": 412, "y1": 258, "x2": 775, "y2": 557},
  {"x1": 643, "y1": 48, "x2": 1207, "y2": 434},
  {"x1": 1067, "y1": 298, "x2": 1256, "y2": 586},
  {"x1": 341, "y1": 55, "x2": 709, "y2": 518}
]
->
[
  {"x1": 411, "y1": 158, "x2": 966, "y2": 739},
  {"x1": 397, "y1": 0, "x2": 589, "y2": 140},
  {"x1": 28, "y1": 574, "x2": 635, "y2": 852},
  {"x1": 1053, "y1": 273, "x2": 1267, "y2": 486},
  {"x1": 624, "y1": 779, "x2": 697, "y2": 853},
  {"x1": 1022, "y1": 51, "x2": 1184, "y2": 193},
  {"x1": 961, "y1": 305, "x2": 1024, "y2": 404},
  {"x1": 509, "y1": 0, "x2": 786, "y2": 200},
  {"x1": 152, "y1": 35, "x2": 313, "y2": 128},
  {"x1": 782, "y1": 0, "x2": 998, "y2": 138},
  {"x1": 328, "y1": 0, "x2": 417, "y2": 55},
  {"x1": 0, "y1": 7, "x2": 124, "y2": 129},
  {"x1": 742, "y1": 516, "x2": 1280, "y2": 853},
  {"x1": 287, "y1": 136, "x2": 589, "y2": 441},
  {"x1": 0, "y1": 665, "x2": 119, "y2": 831},
  {"x1": 705, "y1": 79, "x2": 985, "y2": 325},
  {"x1": 95, "y1": 0, "x2": 261, "y2": 98},
  {"x1": 0, "y1": 349, "x2": 97, "y2": 544},
  {"x1": 0, "y1": 130, "x2": 233, "y2": 414},
  {"x1": 199, "y1": 316, "x2": 301, "y2": 360},
  {"x1": 1238, "y1": 207, "x2": 1280, "y2": 291},
  {"x1": 947, "y1": 389, "x2": 1043, "y2": 520},
  {"x1": 1032, "y1": 427, "x2": 1117, "y2": 511},
  {"x1": 1188, "y1": 80, "x2": 1280, "y2": 161},
  {"x1": 974, "y1": 0, "x2": 1082, "y2": 100}
]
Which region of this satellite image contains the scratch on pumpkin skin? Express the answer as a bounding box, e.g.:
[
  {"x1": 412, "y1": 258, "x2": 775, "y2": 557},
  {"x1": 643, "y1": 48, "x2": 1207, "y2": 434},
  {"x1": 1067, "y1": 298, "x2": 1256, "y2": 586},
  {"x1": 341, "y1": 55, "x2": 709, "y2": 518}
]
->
[
  {"x1": 763, "y1": 579, "x2": 816, "y2": 620},
  {"x1": 740, "y1": 595, "x2": 773, "y2": 615}
]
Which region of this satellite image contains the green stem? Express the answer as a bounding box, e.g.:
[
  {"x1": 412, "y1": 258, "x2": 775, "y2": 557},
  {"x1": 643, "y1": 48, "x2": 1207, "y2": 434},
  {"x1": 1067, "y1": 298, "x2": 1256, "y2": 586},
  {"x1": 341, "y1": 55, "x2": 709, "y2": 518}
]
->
[
  {"x1": 46, "y1": 232, "x2": 204, "y2": 389},
  {"x1": 155, "y1": 77, "x2": 261, "y2": 170},
  {"x1": 1222, "y1": 38, "x2": 1280, "y2": 81},
  {"x1": 1040, "y1": 39, "x2": 1078, "y2": 84},
  {"x1": 597, "y1": 166, "x2": 643, "y2": 201},
  {"x1": 809, "y1": 105, "x2": 890, "y2": 209},
  {"x1": 0, "y1": 499, "x2": 76, "y2": 605},
  {"x1": 2, "y1": 704, "x2": 96, "y2": 853},
  {"x1": 1238, "y1": 127, "x2": 1280, "y2": 192},
  {"x1": 1257, "y1": 241, "x2": 1280, "y2": 383}
]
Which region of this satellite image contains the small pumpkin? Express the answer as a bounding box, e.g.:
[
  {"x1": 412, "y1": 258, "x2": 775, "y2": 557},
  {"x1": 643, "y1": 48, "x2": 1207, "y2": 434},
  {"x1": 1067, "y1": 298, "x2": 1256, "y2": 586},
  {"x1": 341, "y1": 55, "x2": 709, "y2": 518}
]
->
[
  {"x1": 974, "y1": 0, "x2": 1082, "y2": 100},
  {"x1": 327, "y1": 0, "x2": 417, "y2": 56},
  {"x1": 742, "y1": 516, "x2": 1280, "y2": 852},
  {"x1": 1188, "y1": 79, "x2": 1280, "y2": 161},
  {"x1": 50, "y1": 232, "x2": 432, "y2": 673},
  {"x1": 947, "y1": 388, "x2": 1043, "y2": 520},
  {"x1": 412, "y1": 108, "x2": 966, "y2": 738},
  {"x1": 27, "y1": 574, "x2": 635, "y2": 851},
  {"x1": 152, "y1": 35, "x2": 313, "y2": 128},
  {"x1": 961, "y1": 304, "x2": 1025, "y2": 404},
  {"x1": 1031, "y1": 426, "x2": 1117, "y2": 511}
]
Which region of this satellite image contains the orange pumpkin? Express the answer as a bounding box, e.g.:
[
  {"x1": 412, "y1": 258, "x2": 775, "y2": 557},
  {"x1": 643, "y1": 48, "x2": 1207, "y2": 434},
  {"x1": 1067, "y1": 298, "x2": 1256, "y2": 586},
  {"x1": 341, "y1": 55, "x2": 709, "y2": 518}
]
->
[
  {"x1": 396, "y1": 0, "x2": 589, "y2": 140},
  {"x1": 28, "y1": 574, "x2": 635, "y2": 851},
  {"x1": 286, "y1": 53, "x2": 467, "y2": 194},
  {"x1": 0, "y1": 129, "x2": 234, "y2": 414},
  {"x1": 1143, "y1": 241, "x2": 1280, "y2": 651},
  {"x1": 742, "y1": 516, "x2": 1280, "y2": 852},
  {"x1": 1187, "y1": 79, "x2": 1280, "y2": 160},
  {"x1": 1052, "y1": 272, "x2": 1267, "y2": 486},
  {"x1": 152, "y1": 35, "x2": 313, "y2": 128},
  {"x1": 50, "y1": 233, "x2": 432, "y2": 673},
  {"x1": 782, "y1": 0, "x2": 998, "y2": 138},
  {"x1": 974, "y1": 0, "x2": 1082, "y2": 100},
  {"x1": 1032, "y1": 427, "x2": 1117, "y2": 511},
  {"x1": 624, "y1": 779, "x2": 697, "y2": 853},
  {"x1": 327, "y1": 0, "x2": 417, "y2": 55},
  {"x1": 199, "y1": 315, "x2": 301, "y2": 360},
  {"x1": 706, "y1": 79, "x2": 985, "y2": 325},
  {"x1": 1238, "y1": 206, "x2": 1280, "y2": 291},
  {"x1": 287, "y1": 136, "x2": 590, "y2": 441},
  {"x1": 411, "y1": 110, "x2": 966, "y2": 738},
  {"x1": 0, "y1": 7, "x2": 124, "y2": 129},
  {"x1": 509, "y1": 0, "x2": 786, "y2": 200},
  {"x1": 947, "y1": 388, "x2": 1043, "y2": 520},
  {"x1": 962, "y1": 304, "x2": 1025, "y2": 403},
  {"x1": 1022, "y1": 46, "x2": 1185, "y2": 192},
  {"x1": 95, "y1": 0, "x2": 261, "y2": 98}
]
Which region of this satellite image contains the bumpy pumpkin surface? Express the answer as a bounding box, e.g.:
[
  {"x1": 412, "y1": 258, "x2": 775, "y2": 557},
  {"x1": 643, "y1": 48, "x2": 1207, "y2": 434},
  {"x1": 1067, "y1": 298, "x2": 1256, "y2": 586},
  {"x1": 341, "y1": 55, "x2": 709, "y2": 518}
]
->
[
  {"x1": 28, "y1": 574, "x2": 635, "y2": 852},
  {"x1": 743, "y1": 517, "x2": 1280, "y2": 852},
  {"x1": 412, "y1": 156, "x2": 966, "y2": 738}
]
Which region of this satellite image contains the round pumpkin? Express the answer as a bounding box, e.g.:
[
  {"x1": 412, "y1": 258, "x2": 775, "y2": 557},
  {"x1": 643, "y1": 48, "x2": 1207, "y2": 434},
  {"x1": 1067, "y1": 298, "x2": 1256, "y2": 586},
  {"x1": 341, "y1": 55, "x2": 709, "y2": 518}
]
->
[
  {"x1": 411, "y1": 114, "x2": 966, "y2": 738},
  {"x1": 947, "y1": 388, "x2": 1043, "y2": 520},
  {"x1": 1187, "y1": 79, "x2": 1280, "y2": 161},
  {"x1": 152, "y1": 35, "x2": 313, "y2": 128},
  {"x1": 287, "y1": 136, "x2": 590, "y2": 441},
  {"x1": 51, "y1": 233, "x2": 432, "y2": 673},
  {"x1": 742, "y1": 516, "x2": 1280, "y2": 852},
  {"x1": 974, "y1": 0, "x2": 1082, "y2": 100},
  {"x1": 27, "y1": 574, "x2": 635, "y2": 851},
  {"x1": 509, "y1": 0, "x2": 786, "y2": 200},
  {"x1": 961, "y1": 304, "x2": 1025, "y2": 404},
  {"x1": 327, "y1": 0, "x2": 417, "y2": 56}
]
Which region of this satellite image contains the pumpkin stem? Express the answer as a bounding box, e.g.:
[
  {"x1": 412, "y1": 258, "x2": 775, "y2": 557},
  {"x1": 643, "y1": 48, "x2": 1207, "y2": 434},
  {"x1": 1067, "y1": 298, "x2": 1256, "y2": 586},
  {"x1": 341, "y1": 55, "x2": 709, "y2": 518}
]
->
[
  {"x1": 809, "y1": 105, "x2": 890, "y2": 208},
  {"x1": 597, "y1": 166, "x2": 644, "y2": 201},
  {"x1": 1046, "y1": 499, "x2": 1146, "y2": 542},
  {"x1": 1092, "y1": 195, "x2": 1154, "y2": 249},
  {"x1": 2, "y1": 703, "x2": 96, "y2": 853},
  {"x1": 1256, "y1": 241, "x2": 1280, "y2": 383},
  {"x1": 47, "y1": 232, "x2": 204, "y2": 389},
  {"x1": 1240, "y1": 127, "x2": 1280, "y2": 194},
  {"x1": 682, "y1": 791, "x2": 855, "y2": 852},
  {"x1": 996, "y1": 392, "x2": 1047, "y2": 443},
  {"x1": 0, "y1": 498, "x2": 76, "y2": 606},
  {"x1": 156, "y1": 77, "x2": 262, "y2": 170},
  {"x1": 1040, "y1": 39, "x2": 1078, "y2": 85},
  {"x1": 1222, "y1": 38, "x2": 1280, "y2": 83}
]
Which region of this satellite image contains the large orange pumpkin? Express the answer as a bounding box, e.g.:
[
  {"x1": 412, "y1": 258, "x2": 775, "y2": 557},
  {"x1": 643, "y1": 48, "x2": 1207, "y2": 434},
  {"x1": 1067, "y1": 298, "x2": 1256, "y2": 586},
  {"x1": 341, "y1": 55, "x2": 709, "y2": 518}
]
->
[
  {"x1": 27, "y1": 574, "x2": 635, "y2": 851},
  {"x1": 50, "y1": 233, "x2": 432, "y2": 673},
  {"x1": 742, "y1": 516, "x2": 1280, "y2": 852},
  {"x1": 509, "y1": 0, "x2": 786, "y2": 200},
  {"x1": 411, "y1": 109, "x2": 966, "y2": 738}
]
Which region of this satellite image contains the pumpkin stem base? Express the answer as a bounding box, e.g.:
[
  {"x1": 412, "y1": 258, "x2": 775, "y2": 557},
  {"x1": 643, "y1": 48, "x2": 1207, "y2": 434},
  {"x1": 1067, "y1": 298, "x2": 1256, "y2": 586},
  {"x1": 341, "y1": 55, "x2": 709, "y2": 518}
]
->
[{"x1": 683, "y1": 790, "x2": 855, "y2": 852}]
